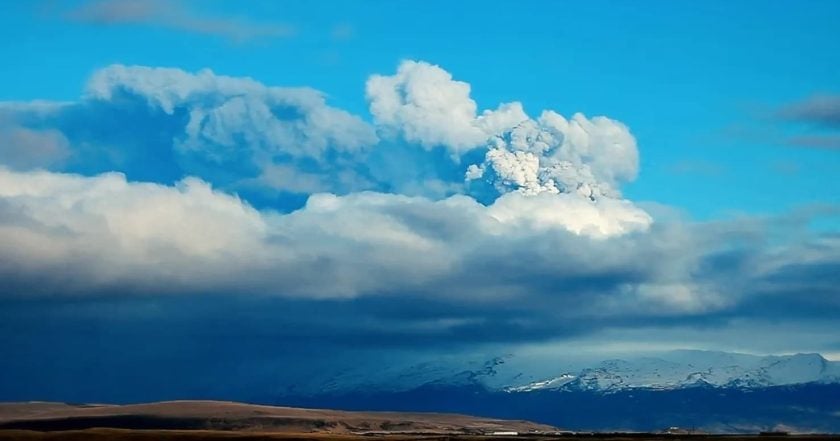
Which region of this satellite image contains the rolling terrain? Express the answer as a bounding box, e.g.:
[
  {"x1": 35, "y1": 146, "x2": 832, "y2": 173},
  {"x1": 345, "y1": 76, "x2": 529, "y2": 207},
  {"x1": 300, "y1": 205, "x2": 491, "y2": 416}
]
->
[
  {"x1": 0, "y1": 400, "x2": 554, "y2": 435},
  {"x1": 1, "y1": 402, "x2": 838, "y2": 440}
]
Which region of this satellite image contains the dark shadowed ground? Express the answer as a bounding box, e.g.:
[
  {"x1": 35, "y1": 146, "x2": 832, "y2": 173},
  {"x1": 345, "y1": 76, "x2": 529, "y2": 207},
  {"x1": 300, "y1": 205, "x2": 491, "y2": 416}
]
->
[
  {"x1": 0, "y1": 401, "x2": 552, "y2": 436},
  {"x1": 1, "y1": 401, "x2": 837, "y2": 441},
  {"x1": 1, "y1": 430, "x2": 839, "y2": 441}
]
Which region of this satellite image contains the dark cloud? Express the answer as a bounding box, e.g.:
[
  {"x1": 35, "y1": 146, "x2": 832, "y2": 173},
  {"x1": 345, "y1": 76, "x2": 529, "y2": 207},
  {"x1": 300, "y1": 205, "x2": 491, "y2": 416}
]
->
[
  {"x1": 1, "y1": 218, "x2": 838, "y2": 402},
  {"x1": 777, "y1": 95, "x2": 840, "y2": 129},
  {"x1": 63, "y1": 0, "x2": 295, "y2": 42},
  {"x1": 724, "y1": 95, "x2": 840, "y2": 151}
]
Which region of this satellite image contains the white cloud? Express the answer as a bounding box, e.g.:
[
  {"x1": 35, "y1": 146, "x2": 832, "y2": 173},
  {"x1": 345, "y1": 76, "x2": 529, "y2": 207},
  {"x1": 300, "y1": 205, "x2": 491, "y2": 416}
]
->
[
  {"x1": 487, "y1": 192, "x2": 652, "y2": 238},
  {"x1": 0, "y1": 168, "x2": 270, "y2": 295},
  {"x1": 0, "y1": 167, "x2": 677, "y2": 310},
  {"x1": 366, "y1": 60, "x2": 527, "y2": 154}
]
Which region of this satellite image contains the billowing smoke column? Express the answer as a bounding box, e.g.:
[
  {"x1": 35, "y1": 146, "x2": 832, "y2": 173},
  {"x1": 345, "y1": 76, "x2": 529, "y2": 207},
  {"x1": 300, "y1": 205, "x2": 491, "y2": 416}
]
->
[
  {"x1": 366, "y1": 60, "x2": 640, "y2": 202},
  {"x1": 467, "y1": 112, "x2": 638, "y2": 200},
  {"x1": 364, "y1": 60, "x2": 651, "y2": 238}
]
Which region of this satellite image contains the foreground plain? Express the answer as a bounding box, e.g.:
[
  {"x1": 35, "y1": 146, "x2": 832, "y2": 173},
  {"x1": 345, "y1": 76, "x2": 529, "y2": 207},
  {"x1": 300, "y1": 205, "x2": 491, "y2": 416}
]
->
[
  {"x1": 1, "y1": 401, "x2": 837, "y2": 440},
  {"x1": 0, "y1": 401, "x2": 552, "y2": 435},
  {"x1": 1, "y1": 430, "x2": 839, "y2": 441}
]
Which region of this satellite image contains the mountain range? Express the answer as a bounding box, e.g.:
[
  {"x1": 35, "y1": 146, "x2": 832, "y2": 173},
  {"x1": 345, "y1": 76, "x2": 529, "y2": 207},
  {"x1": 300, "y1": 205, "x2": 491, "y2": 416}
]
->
[
  {"x1": 265, "y1": 350, "x2": 840, "y2": 433},
  {"x1": 503, "y1": 351, "x2": 840, "y2": 392}
]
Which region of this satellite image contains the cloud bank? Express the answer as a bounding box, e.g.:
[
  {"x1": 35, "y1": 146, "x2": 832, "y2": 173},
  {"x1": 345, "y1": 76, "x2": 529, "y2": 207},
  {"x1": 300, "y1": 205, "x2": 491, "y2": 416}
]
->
[
  {"x1": 0, "y1": 60, "x2": 838, "y2": 355},
  {"x1": 0, "y1": 167, "x2": 655, "y2": 299},
  {"x1": 778, "y1": 94, "x2": 840, "y2": 129}
]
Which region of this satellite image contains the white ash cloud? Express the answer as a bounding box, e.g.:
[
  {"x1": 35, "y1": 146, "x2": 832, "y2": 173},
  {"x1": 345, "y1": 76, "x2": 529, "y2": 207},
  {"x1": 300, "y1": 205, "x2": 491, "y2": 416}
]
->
[
  {"x1": 466, "y1": 112, "x2": 639, "y2": 200},
  {"x1": 87, "y1": 64, "x2": 378, "y2": 162}
]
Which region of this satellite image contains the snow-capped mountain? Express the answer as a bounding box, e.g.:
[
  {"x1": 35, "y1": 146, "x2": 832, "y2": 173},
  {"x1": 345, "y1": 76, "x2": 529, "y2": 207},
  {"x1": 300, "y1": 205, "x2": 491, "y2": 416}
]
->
[
  {"x1": 270, "y1": 350, "x2": 840, "y2": 433},
  {"x1": 287, "y1": 349, "x2": 840, "y2": 396},
  {"x1": 502, "y1": 351, "x2": 840, "y2": 393}
]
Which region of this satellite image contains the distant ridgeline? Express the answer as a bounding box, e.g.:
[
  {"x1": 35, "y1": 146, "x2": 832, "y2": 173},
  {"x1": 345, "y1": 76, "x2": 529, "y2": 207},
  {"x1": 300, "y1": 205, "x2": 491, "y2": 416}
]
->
[{"x1": 266, "y1": 351, "x2": 840, "y2": 433}]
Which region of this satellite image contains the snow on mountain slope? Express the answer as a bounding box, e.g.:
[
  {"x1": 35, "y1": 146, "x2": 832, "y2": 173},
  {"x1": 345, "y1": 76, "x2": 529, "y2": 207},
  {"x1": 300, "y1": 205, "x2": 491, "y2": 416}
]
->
[
  {"x1": 502, "y1": 351, "x2": 840, "y2": 393},
  {"x1": 281, "y1": 350, "x2": 840, "y2": 396},
  {"x1": 505, "y1": 374, "x2": 576, "y2": 392},
  {"x1": 289, "y1": 354, "x2": 518, "y2": 395}
]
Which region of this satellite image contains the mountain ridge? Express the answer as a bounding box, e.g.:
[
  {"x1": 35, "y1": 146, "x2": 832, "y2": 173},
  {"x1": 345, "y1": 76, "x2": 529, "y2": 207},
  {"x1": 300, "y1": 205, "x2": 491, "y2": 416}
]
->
[
  {"x1": 499, "y1": 351, "x2": 840, "y2": 393},
  {"x1": 259, "y1": 350, "x2": 840, "y2": 433},
  {"x1": 302, "y1": 350, "x2": 840, "y2": 395}
]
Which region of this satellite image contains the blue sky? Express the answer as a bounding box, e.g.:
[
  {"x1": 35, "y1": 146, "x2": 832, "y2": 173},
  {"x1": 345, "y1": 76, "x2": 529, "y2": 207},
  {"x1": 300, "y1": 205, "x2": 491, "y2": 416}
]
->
[{"x1": 0, "y1": 0, "x2": 839, "y2": 402}]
